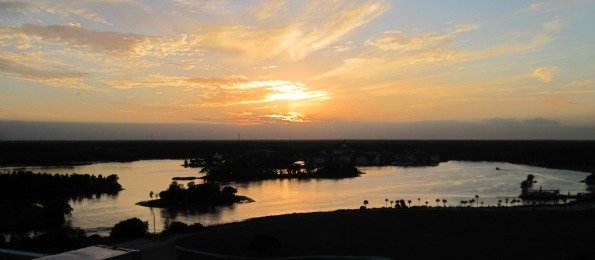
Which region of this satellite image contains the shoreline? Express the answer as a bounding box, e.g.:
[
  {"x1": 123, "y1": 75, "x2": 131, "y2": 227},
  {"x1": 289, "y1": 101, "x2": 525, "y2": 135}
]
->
[{"x1": 1, "y1": 158, "x2": 592, "y2": 175}]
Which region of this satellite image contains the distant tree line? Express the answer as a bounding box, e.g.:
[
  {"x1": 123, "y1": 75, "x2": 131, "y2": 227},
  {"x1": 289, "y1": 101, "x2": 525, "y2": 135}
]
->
[{"x1": 2, "y1": 141, "x2": 595, "y2": 173}]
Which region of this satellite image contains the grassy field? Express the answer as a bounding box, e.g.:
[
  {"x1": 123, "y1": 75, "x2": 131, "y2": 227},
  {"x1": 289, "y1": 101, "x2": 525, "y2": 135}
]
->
[{"x1": 176, "y1": 207, "x2": 595, "y2": 259}]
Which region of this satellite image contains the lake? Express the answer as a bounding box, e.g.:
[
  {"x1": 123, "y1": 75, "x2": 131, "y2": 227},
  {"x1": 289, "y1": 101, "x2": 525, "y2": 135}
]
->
[{"x1": 1, "y1": 160, "x2": 589, "y2": 235}]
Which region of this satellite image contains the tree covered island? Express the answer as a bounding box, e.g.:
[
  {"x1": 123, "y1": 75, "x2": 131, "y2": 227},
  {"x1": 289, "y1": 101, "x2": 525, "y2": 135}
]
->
[
  {"x1": 136, "y1": 181, "x2": 253, "y2": 209},
  {"x1": 186, "y1": 145, "x2": 365, "y2": 182},
  {"x1": 200, "y1": 160, "x2": 363, "y2": 182}
]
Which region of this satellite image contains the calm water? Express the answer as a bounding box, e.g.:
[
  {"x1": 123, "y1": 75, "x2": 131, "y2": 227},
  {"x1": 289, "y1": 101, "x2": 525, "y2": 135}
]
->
[{"x1": 2, "y1": 160, "x2": 589, "y2": 235}]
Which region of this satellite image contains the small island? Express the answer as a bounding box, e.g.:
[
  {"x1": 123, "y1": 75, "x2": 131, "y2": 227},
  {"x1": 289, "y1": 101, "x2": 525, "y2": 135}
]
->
[
  {"x1": 201, "y1": 161, "x2": 363, "y2": 182},
  {"x1": 136, "y1": 181, "x2": 253, "y2": 209}
]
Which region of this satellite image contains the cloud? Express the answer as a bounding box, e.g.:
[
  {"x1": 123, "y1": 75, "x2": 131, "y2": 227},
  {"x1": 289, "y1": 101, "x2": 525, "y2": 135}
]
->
[
  {"x1": 567, "y1": 80, "x2": 593, "y2": 88},
  {"x1": 1, "y1": 23, "x2": 202, "y2": 57},
  {"x1": 331, "y1": 41, "x2": 354, "y2": 53},
  {"x1": 522, "y1": 117, "x2": 560, "y2": 125},
  {"x1": 482, "y1": 117, "x2": 560, "y2": 126},
  {"x1": 200, "y1": 80, "x2": 330, "y2": 107},
  {"x1": 203, "y1": 1, "x2": 387, "y2": 60},
  {"x1": 542, "y1": 96, "x2": 577, "y2": 106},
  {"x1": 108, "y1": 74, "x2": 249, "y2": 89},
  {"x1": 532, "y1": 67, "x2": 555, "y2": 82},
  {"x1": 263, "y1": 112, "x2": 310, "y2": 123},
  {"x1": 0, "y1": 54, "x2": 94, "y2": 90},
  {"x1": 365, "y1": 30, "x2": 452, "y2": 52},
  {"x1": 314, "y1": 19, "x2": 564, "y2": 81},
  {"x1": 453, "y1": 22, "x2": 480, "y2": 33},
  {"x1": 0, "y1": 1, "x2": 31, "y2": 13},
  {"x1": 252, "y1": 0, "x2": 285, "y2": 20},
  {"x1": 46, "y1": 6, "x2": 111, "y2": 25}
]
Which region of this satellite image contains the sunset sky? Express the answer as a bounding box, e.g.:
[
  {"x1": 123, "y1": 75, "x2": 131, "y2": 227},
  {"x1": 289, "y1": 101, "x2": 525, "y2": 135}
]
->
[{"x1": 1, "y1": 0, "x2": 595, "y2": 139}]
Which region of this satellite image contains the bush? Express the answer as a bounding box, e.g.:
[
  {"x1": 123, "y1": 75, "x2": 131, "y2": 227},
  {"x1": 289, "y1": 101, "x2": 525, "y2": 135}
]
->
[
  {"x1": 162, "y1": 221, "x2": 204, "y2": 235},
  {"x1": 110, "y1": 218, "x2": 148, "y2": 239}
]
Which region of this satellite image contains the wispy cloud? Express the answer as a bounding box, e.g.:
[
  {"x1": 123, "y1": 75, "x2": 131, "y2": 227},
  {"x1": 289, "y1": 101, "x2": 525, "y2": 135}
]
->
[
  {"x1": 314, "y1": 18, "x2": 564, "y2": 81},
  {"x1": 1, "y1": 23, "x2": 202, "y2": 57},
  {"x1": 203, "y1": 1, "x2": 387, "y2": 60},
  {"x1": 0, "y1": 53, "x2": 95, "y2": 90},
  {"x1": 532, "y1": 67, "x2": 555, "y2": 82},
  {"x1": 263, "y1": 112, "x2": 310, "y2": 123},
  {"x1": 0, "y1": 1, "x2": 32, "y2": 13},
  {"x1": 252, "y1": 0, "x2": 285, "y2": 20},
  {"x1": 46, "y1": 6, "x2": 111, "y2": 25}
]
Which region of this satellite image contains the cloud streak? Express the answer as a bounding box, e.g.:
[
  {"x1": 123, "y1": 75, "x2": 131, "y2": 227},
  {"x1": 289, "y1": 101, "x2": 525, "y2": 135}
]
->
[{"x1": 204, "y1": 1, "x2": 387, "y2": 60}]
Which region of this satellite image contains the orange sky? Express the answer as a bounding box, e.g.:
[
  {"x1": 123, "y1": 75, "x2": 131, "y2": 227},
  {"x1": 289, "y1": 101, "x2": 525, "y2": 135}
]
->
[{"x1": 1, "y1": 1, "x2": 595, "y2": 139}]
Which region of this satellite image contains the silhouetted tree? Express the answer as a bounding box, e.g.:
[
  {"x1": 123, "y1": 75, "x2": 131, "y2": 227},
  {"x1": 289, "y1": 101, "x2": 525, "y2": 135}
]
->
[
  {"x1": 110, "y1": 218, "x2": 148, "y2": 238},
  {"x1": 363, "y1": 200, "x2": 369, "y2": 208},
  {"x1": 475, "y1": 195, "x2": 479, "y2": 207},
  {"x1": 442, "y1": 199, "x2": 447, "y2": 207},
  {"x1": 407, "y1": 200, "x2": 412, "y2": 207},
  {"x1": 385, "y1": 198, "x2": 389, "y2": 208},
  {"x1": 435, "y1": 199, "x2": 440, "y2": 207},
  {"x1": 521, "y1": 174, "x2": 537, "y2": 190}
]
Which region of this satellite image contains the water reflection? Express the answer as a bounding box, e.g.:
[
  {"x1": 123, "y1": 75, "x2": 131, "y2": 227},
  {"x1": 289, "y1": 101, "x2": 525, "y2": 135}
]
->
[{"x1": 0, "y1": 160, "x2": 589, "y2": 236}]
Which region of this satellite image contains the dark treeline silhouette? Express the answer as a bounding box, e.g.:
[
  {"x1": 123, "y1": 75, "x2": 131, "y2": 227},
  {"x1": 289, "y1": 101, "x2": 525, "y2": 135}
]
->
[
  {"x1": 2, "y1": 216, "x2": 206, "y2": 255},
  {"x1": 136, "y1": 181, "x2": 253, "y2": 208},
  {"x1": 2, "y1": 140, "x2": 595, "y2": 172},
  {"x1": 0, "y1": 170, "x2": 122, "y2": 231},
  {"x1": 201, "y1": 160, "x2": 362, "y2": 181}
]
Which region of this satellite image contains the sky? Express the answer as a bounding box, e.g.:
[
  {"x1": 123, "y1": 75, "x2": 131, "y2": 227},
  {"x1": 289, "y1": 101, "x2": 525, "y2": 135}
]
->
[{"x1": 1, "y1": 0, "x2": 595, "y2": 140}]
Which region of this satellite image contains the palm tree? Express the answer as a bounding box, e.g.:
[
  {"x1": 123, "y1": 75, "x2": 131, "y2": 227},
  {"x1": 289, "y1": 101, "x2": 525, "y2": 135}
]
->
[
  {"x1": 390, "y1": 200, "x2": 394, "y2": 208},
  {"x1": 505, "y1": 198, "x2": 509, "y2": 207},
  {"x1": 497, "y1": 199, "x2": 502, "y2": 207},
  {"x1": 461, "y1": 200, "x2": 467, "y2": 207},
  {"x1": 442, "y1": 199, "x2": 447, "y2": 207},
  {"x1": 407, "y1": 200, "x2": 412, "y2": 207},
  {"x1": 475, "y1": 195, "x2": 479, "y2": 207},
  {"x1": 424, "y1": 201, "x2": 429, "y2": 207},
  {"x1": 363, "y1": 200, "x2": 369, "y2": 209},
  {"x1": 480, "y1": 201, "x2": 484, "y2": 207},
  {"x1": 469, "y1": 199, "x2": 475, "y2": 207},
  {"x1": 418, "y1": 198, "x2": 421, "y2": 206},
  {"x1": 385, "y1": 198, "x2": 389, "y2": 208},
  {"x1": 435, "y1": 199, "x2": 440, "y2": 207}
]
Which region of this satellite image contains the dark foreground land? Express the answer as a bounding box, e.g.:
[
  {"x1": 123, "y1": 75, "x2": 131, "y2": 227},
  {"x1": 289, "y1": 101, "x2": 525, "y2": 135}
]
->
[
  {"x1": 2, "y1": 140, "x2": 595, "y2": 172},
  {"x1": 176, "y1": 207, "x2": 595, "y2": 260}
]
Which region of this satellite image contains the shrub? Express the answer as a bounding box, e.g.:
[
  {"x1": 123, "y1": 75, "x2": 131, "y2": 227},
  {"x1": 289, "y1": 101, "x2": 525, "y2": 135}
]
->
[
  {"x1": 110, "y1": 218, "x2": 148, "y2": 239},
  {"x1": 161, "y1": 221, "x2": 204, "y2": 235}
]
